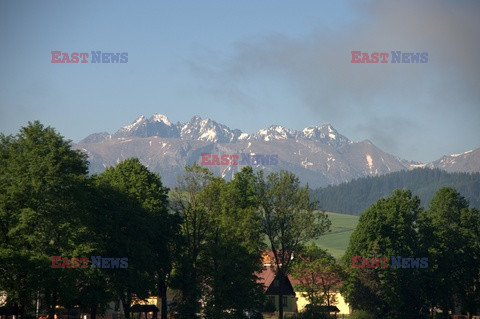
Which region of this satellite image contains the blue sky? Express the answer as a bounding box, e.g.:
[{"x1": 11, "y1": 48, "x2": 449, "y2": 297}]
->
[{"x1": 1, "y1": 0, "x2": 479, "y2": 163}]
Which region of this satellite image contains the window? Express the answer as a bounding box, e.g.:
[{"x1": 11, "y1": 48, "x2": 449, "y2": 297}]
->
[
  {"x1": 273, "y1": 279, "x2": 279, "y2": 287},
  {"x1": 283, "y1": 296, "x2": 288, "y2": 308}
]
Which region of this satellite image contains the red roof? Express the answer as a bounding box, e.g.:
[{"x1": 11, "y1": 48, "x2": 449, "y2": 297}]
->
[
  {"x1": 257, "y1": 251, "x2": 343, "y2": 292},
  {"x1": 256, "y1": 265, "x2": 277, "y2": 289},
  {"x1": 257, "y1": 251, "x2": 300, "y2": 290}
]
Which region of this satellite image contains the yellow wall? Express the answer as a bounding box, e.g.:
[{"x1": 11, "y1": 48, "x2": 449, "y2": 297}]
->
[
  {"x1": 295, "y1": 292, "x2": 350, "y2": 315},
  {"x1": 132, "y1": 296, "x2": 160, "y2": 308}
]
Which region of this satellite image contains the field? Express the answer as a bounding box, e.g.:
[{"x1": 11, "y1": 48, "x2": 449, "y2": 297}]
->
[{"x1": 313, "y1": 212, "x2": 359, "y2": 260}]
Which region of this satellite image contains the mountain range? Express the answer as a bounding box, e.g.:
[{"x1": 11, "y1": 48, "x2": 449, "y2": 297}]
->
[{"x1": 75, "y1": 113, "x2": 480, "y2": 188}]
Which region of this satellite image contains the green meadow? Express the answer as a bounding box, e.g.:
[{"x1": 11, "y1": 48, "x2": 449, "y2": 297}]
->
[{"x1": 314, "y1": 212, "x2": 359, "y2": 260}]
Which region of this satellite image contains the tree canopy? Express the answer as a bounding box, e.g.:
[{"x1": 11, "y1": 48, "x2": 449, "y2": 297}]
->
[{"x1": 342, "y1": 188, "x2": 480, "y2": 319}]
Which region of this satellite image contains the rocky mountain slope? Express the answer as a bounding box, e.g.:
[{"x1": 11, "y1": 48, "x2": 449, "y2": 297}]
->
[{"x1": 75, "y1": 114, "x2": 480, "y2": 188}]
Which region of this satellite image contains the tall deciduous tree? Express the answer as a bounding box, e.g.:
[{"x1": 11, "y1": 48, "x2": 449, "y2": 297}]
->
[
  {"x1": 200, "y1": 168, "x2": 265, "y2": 318},
  {"x1": 419, "y1": 187, "x2": 480, "y2": 318},
  {"x1": 171, "y1": 166, "x2": 266, "y2": 318},
  {"x1": 342, "y1": 189, "x2": 427, "y2": 319},
  {"x1": 255, "y1": 170, "x2": 330, "y2": 319},
  {"x1": 170, "y1": 164, "x2": 214, "y2": 319},
  {"x1": 0, "y1": 121, "x2": 92, "y2": 317},
  {"x1": 94, "y1": 158, "x2": 178, "y2": 319},
  {"x1": 94, "y1": 159, "x2": 166, "y2": 319}
]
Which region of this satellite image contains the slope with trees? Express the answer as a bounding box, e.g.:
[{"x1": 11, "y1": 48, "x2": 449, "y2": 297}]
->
[{"x1": 310, "y1": 168, "x2": 480, "y2": 215}]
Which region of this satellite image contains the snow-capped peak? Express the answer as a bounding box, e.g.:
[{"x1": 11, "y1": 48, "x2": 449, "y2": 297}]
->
[
  {"x1": 111, "y1": 114, "x2": 350, "y2": 146},
  {"x1": 252, "y1": 125, "x2": 295, "y2": 141},
  {"x1": 238, "y1": 132, "x2": 249, "y2": 140},
  {"x1": 113, "y1": 114, "x2": 179, "y2": 139},
  {"x1": 302, "y1": 126, "x2": 319, "y2": 139},
  {"x1": 300, "y1": 124, "x2": 350, "y2": 146},
  {"x1": 450, "y1": 149, "x2": 473, "y2": 158},
  {"x1": 150, "y1": 113, "x2": 172, "y2": 126},
  {"x1": 180, "y1": 115, "x2": 246, "y2": 143},
  {"x1": 325, "y1": 124, "x2": 336, "y2": 140},
  {"x1": 122, "y1": 115, "x2": 146, "y2": 131}
]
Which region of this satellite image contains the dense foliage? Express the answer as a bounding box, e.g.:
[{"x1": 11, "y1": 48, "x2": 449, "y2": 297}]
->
[
  {"x1": 291, "y1": 244, "x2": 343, "y2": 308},
  {"x1": 310, "y1": 168, "x2": 480, "y2": 215},
  {"x1": 341, "y1": 188, "x2": 480, "y2": 319},
  {"x1": 2, "y1": 122, "x2": 480, "y2": 319},
  {"x1": 0, "y1": 122, "x2": 329, "y2": 319}
]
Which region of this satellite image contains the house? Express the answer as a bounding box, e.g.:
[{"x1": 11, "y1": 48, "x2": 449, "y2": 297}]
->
[
  {"x1": 257, "y1": 266, "x2": 298, "y2": 316},
  {"x1": 130, "y1": 305, "x2": 159, "y2": 319},
  {"x1": 295, "y1": 292, "x2": 350, "y2": 315},
  {"x1": 257, "y1": 251, "x2": 351, "y2": 317}
]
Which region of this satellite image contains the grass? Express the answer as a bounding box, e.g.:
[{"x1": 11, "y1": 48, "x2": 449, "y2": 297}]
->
[{"x1": 313, "y1": 212, "x2": 359, "y2": 260}]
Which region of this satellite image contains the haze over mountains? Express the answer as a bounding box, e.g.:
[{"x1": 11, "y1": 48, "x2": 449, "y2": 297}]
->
[{"x1": 75, "y1": 114, "x2": 480, "y2": 188}]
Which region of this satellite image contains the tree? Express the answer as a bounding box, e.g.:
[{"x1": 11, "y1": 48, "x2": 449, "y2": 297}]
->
[
  {"x1": 200, "y1": 168, "x2": 265, "y2": 318},
  {"x1": 255, "y1": 170, "x2": 330, "y2": 319},
  {"x1": 171, "y1": 165, "x2": 266, "y2": 318},
  {"x1": 419, "y1": 187, "x2": 480, "y2": 318},
  {"x1": 170, "y1": 164, "x2": 214, "y2": 318},
  {"x1": 94, "y1": 158, "x2": 176, "y2": 319},
  {"x1": 341, "y1": 189, "x2": 427, "y2": 319},
  {"x1": 94, "y1": 158, "x2": 178, "y2": 319},
  {"x1": 0, "y1": 121, "x2": 92, "y2": 317},
  {"x1": 291, "y1": 244, "x2": 343, "y2": 311},
  {"x1": 309, "y1": 168, "x2": 480, "y2": 216}
]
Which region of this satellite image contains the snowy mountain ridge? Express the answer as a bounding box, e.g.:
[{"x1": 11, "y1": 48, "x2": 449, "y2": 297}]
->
[{"x1": 76, "y1": 113, "x2": 480, "y2": 188}]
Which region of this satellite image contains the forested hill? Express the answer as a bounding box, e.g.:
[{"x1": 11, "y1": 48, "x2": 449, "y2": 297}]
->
[{"x1": 310, "y1": 168, "x2": 480, "y2": 216}]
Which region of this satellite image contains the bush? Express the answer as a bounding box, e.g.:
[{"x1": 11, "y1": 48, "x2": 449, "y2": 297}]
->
[{"x1": 349, "y1": 310, "x2": 376, "y2": 319}]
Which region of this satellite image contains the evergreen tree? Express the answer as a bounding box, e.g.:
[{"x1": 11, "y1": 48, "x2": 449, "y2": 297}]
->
[{"x1": 310, "y1": 168, "x2": 480, "y2": 215}]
